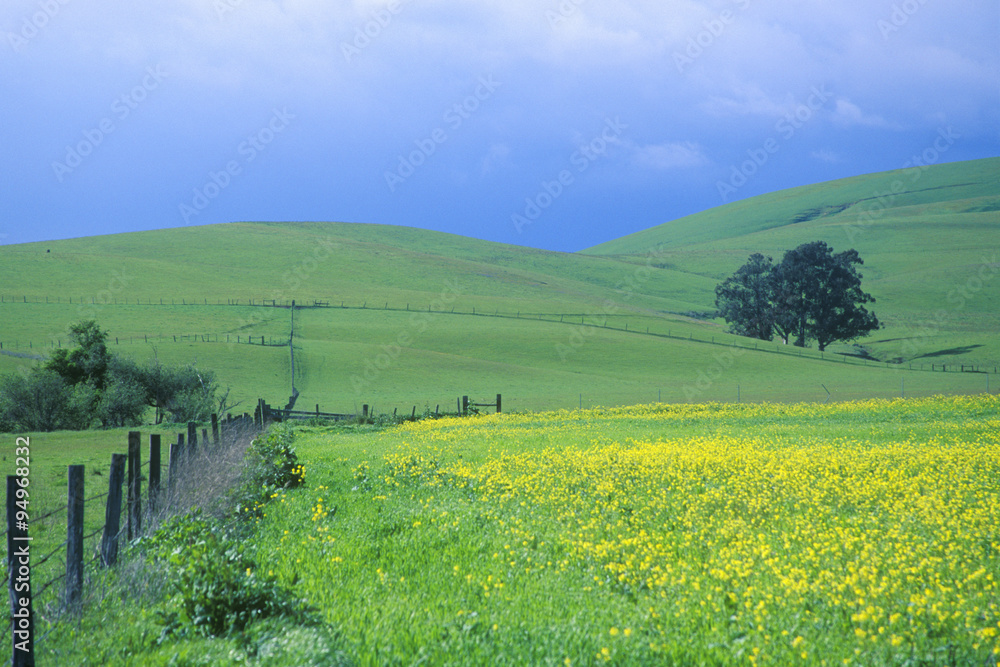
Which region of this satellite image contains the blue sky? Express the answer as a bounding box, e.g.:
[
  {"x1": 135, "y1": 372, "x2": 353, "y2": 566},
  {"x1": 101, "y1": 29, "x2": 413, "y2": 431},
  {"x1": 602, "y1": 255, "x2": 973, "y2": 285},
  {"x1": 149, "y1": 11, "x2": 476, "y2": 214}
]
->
[{"x1": 2, "y1": 0, "x2": 998, "y2": 252}]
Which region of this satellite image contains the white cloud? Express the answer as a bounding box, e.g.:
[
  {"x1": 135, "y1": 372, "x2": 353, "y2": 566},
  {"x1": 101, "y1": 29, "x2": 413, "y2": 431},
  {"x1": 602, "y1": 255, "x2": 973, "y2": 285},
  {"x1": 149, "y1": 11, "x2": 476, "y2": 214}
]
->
[
  {"x1": 630, "y1": 141, "x2": 709, "y2": 170},
  {"x1": 810, "y1": 149, "x2": 841, "y2": 163},
  {"x1": 832, "y1": 99, "x2": 900, "y2": 130},
  {"x1": 480, "y1": 143, "x2": 510, "y2": 175}
]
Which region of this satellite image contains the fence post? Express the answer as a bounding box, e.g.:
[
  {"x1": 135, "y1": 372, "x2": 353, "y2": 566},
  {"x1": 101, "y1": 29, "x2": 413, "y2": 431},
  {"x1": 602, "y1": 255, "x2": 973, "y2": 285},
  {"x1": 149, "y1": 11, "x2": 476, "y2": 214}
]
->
[
  {"x1": 127, "y1": 432, "x2": 142, "y2": 540},
  {"x1": 168, "y1": 442, "x2": 180, "y2": 500},
  {"x1": 496, "y1": 394, "x2": 502, "y2": 413},
  {"x1": 187, "y1": 422, "x2": 198, "y2": 451},
  {"x1": 148, "y1": 435, "x2": 161, "y2": 515},
  {"x1": 8, "y1": 475, "x2": 35, "y2": 666},
  {"x1": 65, "y1": 465, "x2": 85, "y2": 611},
  {"x1": 211, "y1": 414, "x2": 219, "y2": 446},
  {"x1": 462, "y1": 396, "x2": 469, "y2": 416},
  {"x1": 101, "y1": 454, "x2": 127, "y2": 567}
]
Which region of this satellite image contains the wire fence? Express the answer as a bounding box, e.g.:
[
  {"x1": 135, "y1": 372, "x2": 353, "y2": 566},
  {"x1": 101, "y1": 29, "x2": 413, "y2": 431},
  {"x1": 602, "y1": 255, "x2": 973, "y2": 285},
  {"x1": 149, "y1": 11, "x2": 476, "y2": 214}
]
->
[
  {"x1": 3, "y1": 413, "x2": 263, "y2": 660},
  {"x1": 1, "y1": 297, "x2": 997, "y2": 375}
]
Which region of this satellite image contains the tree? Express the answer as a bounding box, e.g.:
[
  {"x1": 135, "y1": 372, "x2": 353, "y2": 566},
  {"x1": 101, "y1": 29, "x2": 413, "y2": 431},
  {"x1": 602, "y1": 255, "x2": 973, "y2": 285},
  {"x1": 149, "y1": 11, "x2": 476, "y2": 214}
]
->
[
  {"x1": 45, "y1": 320, "x2": 112, "y2": 389},
  {"x1": 0, "y1": 320, "x2": 223, "y2": 433},
  {"x1": 773, "y1": 241, "x2": 880, "y2": 351},
  {"x1": 716, "y1": 242, "x2": 880, "y2": 351},
  {"x1": 714, "y1": 253, "x2": 777, "y2": 341}
]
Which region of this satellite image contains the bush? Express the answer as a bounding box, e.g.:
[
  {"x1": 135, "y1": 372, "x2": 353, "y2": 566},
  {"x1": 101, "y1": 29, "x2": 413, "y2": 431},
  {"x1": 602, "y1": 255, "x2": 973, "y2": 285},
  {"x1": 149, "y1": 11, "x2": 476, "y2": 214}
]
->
[
  {"x1": 96, "y1": 376, "x2": 148, "y2": 428},
  {"x1": 142, "y1": 511, "x2": 311, "y2": 638},
  {"x1": 0, "y1": 369, "x2": 73, "y2": 432},
  {"x1": 230, "y1": 425, "x2": 305, "y2": 520}
]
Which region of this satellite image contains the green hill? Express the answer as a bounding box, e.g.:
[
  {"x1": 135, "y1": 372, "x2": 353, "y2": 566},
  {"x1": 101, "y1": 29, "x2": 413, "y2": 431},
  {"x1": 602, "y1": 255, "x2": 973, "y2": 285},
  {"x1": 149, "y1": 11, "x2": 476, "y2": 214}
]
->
[
  {"x1": 1, "y1": 159, "x2": 997, "y2": 416},
  {"x1": 586, "y1": 157, "x2": 1000, "y2": 367}
]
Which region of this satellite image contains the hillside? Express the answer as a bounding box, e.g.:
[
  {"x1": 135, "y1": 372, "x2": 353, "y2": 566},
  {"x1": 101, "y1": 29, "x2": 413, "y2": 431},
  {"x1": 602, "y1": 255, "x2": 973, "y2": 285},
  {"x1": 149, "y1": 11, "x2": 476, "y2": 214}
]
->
[
  {"x1": 1, "y1": 159, "x2": 998, "y2": 414},
  {"x1": 586, "y1": 157, "x2": 1000, "y2": 367}
]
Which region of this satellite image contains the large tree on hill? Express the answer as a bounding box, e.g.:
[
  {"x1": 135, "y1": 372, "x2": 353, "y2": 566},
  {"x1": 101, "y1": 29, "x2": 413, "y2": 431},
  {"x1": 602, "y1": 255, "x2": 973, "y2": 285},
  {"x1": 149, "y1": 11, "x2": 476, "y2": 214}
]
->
[
  {"x1": 714, "y1": 253, "x2": 777, "y2": 341},
  {"x1": 716, "y1": 241, "x2": 881, "y2": 351}
]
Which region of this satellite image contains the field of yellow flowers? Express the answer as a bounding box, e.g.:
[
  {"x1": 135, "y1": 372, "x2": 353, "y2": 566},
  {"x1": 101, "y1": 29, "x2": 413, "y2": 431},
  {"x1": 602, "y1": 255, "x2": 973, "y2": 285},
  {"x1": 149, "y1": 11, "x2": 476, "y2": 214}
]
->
[{"x1": 257, "y1": 395, "x2": 1000, "y2": 665}]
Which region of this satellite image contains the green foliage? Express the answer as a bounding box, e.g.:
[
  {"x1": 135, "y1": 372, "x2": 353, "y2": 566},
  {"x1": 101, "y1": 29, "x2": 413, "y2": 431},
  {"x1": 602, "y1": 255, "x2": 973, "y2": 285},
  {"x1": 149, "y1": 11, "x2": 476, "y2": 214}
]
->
[
  {"x1": 0, "y1": 368, "x2": 73, "y2": 432},
  {"x1": 717, "y1": 242, "x2": 880, "y2": 351},
  {"x1": 45, "y1": 319, "x2": 113, "y2": 389},
  {"x1": 0, "y1": 320, "x2": 222, "y2": 432},
  {"x1": 714, "y1": 252, "x2": 777, "y2": 341},
  {"x1": 230, "y1": 425, "x2": 305, "y2": 520},
  {"x1": 774, "y1": 241, "x2": 880, "y2": 350},
  {"x1": 95, "y1": 375, "x2": 148, "y2": 428},
  {"x1": 141, "y1": 511, "x2": 311, "y2": 639}
]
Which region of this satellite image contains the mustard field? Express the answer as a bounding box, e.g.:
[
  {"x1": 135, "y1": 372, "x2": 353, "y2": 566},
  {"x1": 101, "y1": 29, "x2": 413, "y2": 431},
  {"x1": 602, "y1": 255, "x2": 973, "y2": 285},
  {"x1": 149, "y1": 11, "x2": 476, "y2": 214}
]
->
[{"x1": 252, "y1": 395, "x2": 1000, "y2": 666}]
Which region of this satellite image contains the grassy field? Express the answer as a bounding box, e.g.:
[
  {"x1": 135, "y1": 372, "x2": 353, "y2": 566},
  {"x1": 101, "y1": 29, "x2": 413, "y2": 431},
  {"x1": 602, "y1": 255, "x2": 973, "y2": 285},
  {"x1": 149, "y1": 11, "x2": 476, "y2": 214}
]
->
[
  {"x1": 585, "y1": 157, "x2": 1000, "y2": 366},
  {"x1": 15, "y1": 395, "x2": 999, "y2": 665},
  {"x1": 1, "y1": 158, "x2": 998, "y2": 416}
]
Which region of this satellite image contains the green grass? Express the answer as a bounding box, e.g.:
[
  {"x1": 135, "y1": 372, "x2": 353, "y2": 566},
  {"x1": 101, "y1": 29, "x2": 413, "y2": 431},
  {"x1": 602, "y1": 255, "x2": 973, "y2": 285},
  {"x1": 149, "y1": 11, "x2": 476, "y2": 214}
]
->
[
  {"x1": 2, "y1": 158, "x2": 998, "y2": 415},
  {"x1": 584, "y1": 157, "x2": 1000, "y2": 366},
  {"x1": 18, "y1": 395, "x2": 999, "y2": 665}
]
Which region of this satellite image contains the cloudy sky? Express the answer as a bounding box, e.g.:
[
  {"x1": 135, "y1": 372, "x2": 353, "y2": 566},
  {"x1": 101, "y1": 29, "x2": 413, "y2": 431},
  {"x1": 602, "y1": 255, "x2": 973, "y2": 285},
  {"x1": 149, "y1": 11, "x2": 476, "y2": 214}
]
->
[{"x1": 2, "y1": 0, "x2": 998, "y2": 252}]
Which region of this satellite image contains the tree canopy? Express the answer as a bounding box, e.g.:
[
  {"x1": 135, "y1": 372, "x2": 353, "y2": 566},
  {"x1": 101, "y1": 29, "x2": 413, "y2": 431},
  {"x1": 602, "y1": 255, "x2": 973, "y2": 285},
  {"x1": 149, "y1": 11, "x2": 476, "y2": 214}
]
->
[
  {"x1": 715, "y1": 241, "x2": 880, "y2": 351},
  {"x1": 1, "y1": 320, "x2": 224, "y2": 432}
]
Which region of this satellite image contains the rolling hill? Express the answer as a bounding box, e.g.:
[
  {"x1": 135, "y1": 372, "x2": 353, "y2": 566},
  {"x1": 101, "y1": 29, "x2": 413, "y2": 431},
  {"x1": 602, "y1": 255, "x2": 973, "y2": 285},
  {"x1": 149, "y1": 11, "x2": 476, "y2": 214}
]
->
[{"x1": 1, "y1": 158, "x2": 997, "y2": 415}]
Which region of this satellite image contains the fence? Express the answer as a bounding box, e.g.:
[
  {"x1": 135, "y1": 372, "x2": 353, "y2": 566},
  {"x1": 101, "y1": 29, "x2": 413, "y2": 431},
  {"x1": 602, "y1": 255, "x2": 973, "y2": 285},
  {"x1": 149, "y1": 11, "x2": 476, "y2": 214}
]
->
[
  {"x1": 259, "y1": 393, "x2": 502, "y2": 423},
  {"x1": 4, "y1": 412, "x2": 262, "y2": 661},
  {"x1": 1, "y1": 297, "x2": 997, "y2": 376}
]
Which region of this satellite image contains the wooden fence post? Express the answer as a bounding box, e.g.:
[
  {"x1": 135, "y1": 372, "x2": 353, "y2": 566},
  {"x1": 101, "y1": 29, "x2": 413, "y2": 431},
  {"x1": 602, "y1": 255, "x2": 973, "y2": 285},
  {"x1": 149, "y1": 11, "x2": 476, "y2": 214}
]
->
[
  {"x1": 127, "y1": 432, "x2": 142, "y2": 540},
  {"x1": 462, "y1": 396, "x2": 469, "y2": 416},
  {"x1": 168, "y1": 442, "x2": 180, "y2": 500},
  {"x1": 211, "y1": 414, "x2": 219, "y2": 446},
  {"x1": 7, "y1": 475, "x2": 35, "y2": 666},
  {"x1": 496, "y1": 394, "x2": 502, "y2": 413},
  {"x1": 101, "y1": 454, "x2": 126, "y2": 567},
  {"x1": 148, "y1": 435, "x2": 161, "y2": 514},
  {"x1": 65, "y1": 465, "x2": 85, "y2": 611},
  {"x1": 187, "y1": 422, "x2": 198, "y2": 451}
]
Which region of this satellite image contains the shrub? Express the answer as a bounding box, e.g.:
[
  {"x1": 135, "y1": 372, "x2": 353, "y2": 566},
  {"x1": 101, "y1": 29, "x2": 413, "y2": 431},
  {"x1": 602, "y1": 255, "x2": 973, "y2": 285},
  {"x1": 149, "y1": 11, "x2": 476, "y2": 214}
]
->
[
  {"x1": 230, "y1": 424, "x2": 305, "y2": 520},
  {"x1": 96, "y1": 376, "x2": 148, "y2": 428},
  {"x1": 0, "y1": 368, "x2": 73, "y2": 432},
  {"x1": 143, "y1": 511, "x2": 311, "y2": 638}
]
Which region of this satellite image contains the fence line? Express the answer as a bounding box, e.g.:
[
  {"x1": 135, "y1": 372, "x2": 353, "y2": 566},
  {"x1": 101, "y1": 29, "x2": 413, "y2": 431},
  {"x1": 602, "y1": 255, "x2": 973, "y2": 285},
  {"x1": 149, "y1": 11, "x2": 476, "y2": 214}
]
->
[
  {"x1": 1, "y1": 298, "x2": 997, "y2": 375},
  {"x1": 3, "y1": 412, "x2": 264, "y2": 657}
]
